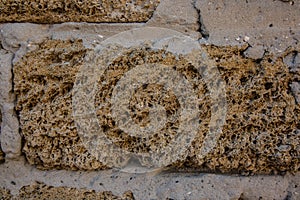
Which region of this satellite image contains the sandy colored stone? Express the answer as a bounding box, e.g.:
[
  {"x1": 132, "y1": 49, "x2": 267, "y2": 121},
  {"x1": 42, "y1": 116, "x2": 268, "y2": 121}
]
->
[
  {"x1": 13, "y1": 38, "x2": 300, "y2": 174},
  {"x1": 194, "y1": 45, "x2": 300, "y2": 174},
  {"x1": 14, "y1": 39, "x2": 105, "y2": 170},
  {"x1": 0, "y1": 0, "x2": 160, "y2": 23},
  {"x1": 0, "y1": 187, "x2": 12, "y2": 200}
]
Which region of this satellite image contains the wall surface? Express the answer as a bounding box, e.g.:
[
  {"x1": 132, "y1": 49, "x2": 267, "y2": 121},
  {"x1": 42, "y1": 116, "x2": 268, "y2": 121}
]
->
[
  {"x1": 0, "y1": 0, "x2": 300, "y2": 199},
  {"x1": 0, "y1": 0, "x2": 160, "y2": 23}
]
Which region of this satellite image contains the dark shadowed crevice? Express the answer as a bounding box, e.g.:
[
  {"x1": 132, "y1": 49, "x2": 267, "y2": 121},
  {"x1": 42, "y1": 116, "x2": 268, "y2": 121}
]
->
[
  {"x1": 0, "y1": 107, "x2": 5, "y2": 164},
  {"x1": 0, "y1": 41, "x2": 4, "y2": 164},
  {"x1": 192, "y1": 0, "x2": 209, "y2": 40}
]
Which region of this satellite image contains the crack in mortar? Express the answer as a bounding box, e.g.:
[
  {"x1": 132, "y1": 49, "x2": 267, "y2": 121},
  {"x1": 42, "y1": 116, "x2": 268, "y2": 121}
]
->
[
  {"x1": 290, "y1": 51, "x2": 298, "y2": 66},
  {"x1": 192, "y1": 0, "x2": 209, "y2": 40}
]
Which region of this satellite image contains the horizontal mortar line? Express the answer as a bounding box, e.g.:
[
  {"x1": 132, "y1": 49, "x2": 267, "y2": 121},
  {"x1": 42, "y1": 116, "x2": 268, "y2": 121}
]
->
[{"x1": 0, "y1": 159, "x2": 298, "y2": 200}]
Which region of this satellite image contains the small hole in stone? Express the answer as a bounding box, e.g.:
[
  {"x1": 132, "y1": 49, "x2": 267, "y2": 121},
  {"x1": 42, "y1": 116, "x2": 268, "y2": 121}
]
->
[
  {"x1": 269, "y1": 24, "x2": 273, "y2": 27},
  {"x1": 264, "y1": 82, "x2": 273, "y2": 90},
  {"x1": 240, "y1": 76, "x2": 248, "y2": 84},
  {"x1": 101, "y1": 125, "x2": 109, "y2": 132},
  {"x1": 224, "y1": 147, "x2": 230, "y2": 152}
]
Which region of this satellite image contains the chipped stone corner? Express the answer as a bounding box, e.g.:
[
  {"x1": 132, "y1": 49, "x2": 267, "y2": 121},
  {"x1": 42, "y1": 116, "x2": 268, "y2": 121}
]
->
[
  {"x1": 283, "y1": 49, "x2": 300, "y2": 105},
  {"x1": 146, "y1": 0, "x2": 202, "y2": 40}
]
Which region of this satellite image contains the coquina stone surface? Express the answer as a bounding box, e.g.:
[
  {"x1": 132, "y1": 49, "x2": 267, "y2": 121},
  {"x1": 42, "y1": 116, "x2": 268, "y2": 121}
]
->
[
  {"x1": 0, "y1": 0, "x2": 160, "y2": 23},
  {"x1": 12, "y1": 37, "x2": 300, "y2": 173},
  {"x1": 13, "y1": 39, "x2": 105, "y2": 170}
]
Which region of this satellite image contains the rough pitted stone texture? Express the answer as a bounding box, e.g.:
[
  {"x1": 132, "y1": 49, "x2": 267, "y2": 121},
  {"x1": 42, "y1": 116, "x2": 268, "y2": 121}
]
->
[
  {"x1": 14, "y1": 39, "x2": 300, "y2": 174},
  {"x1": 0, "y1": 0, "x2": 160, "y2": 23},
  {"x1": 192, "y1": 45, "x2": 300, "y2": 174},
  {"x1": 0, "y1": 187, "x2": 12, "y2": 200},
  {"x1": 14, "y1": 39, "x2": 105, "y2": 170},
  {"x1": 1, "y1": 183, "x2": 134, "y2": 200}
]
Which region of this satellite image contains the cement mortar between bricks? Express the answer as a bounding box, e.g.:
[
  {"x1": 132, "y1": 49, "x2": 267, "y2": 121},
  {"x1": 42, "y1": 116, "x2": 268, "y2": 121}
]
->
[{"x1": 0, "y1": 159, "x2": 299, "y2": 199}]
